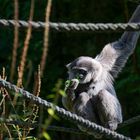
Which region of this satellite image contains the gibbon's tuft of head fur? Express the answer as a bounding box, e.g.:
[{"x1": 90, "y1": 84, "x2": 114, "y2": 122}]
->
[{"x1": 66, "y1": 56, "x2": 103, "y2": 84}]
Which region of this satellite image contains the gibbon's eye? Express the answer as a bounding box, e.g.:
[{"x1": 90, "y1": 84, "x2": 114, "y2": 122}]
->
[
  {"x1": 76, "y1": 69, "x2": 87, "y2": 79},
  {"x1": 78, "y1": 69, "x2": 87, "y2": 75}
]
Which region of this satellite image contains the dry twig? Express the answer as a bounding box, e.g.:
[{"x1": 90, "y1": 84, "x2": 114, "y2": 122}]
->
[
  {"x1": 17, "y1": 0, "x2": 34, "y2": 87},
  {"x1": 40, "y1": 0, "x2": 52, "y2": 76},
  {"x1": 10, "y1": 0, "x2": 19, "y2": 82}
]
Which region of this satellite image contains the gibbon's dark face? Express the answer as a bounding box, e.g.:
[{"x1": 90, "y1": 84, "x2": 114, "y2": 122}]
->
[{"x1": 66, "y1": 56, "x2": 103, "y2": 84}]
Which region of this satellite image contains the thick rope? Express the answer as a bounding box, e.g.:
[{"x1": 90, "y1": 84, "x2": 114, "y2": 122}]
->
[
  {"x1": 1, "y1": 115, "x2": 140, "y2": 135},
  {"x1": 47, "y1": 125, "x2": 86, "y2": 135},
  {"x1": 1, "y1": 119, "x2": 86, "y2": 135},
  {"x1": 119, "y1": 115, "x2": 140, "y2": 128},
  {"x1": 0, "y1": 79, "x2": 132, "y2": 140},
  {"x1": 0, "y1": 19, "x2": 140, "y2": 32},
  {"x1": 128, "y1": 0, "x2": 140, "y2": 4}
]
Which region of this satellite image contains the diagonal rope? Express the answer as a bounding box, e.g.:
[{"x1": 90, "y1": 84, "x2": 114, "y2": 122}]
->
[
  {"x1": 0, "y1": 19, "x2": 140, "y2": 32},
  {"x1": 0, "y1": 79, "x2": 132, "y2": 140}
]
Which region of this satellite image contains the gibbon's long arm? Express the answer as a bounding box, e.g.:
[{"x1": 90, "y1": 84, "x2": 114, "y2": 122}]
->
[{"x1": 96, "y1": 5, "x2": 140, "y2": 78}]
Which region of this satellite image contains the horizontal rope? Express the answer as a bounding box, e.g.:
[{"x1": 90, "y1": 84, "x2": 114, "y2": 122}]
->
[
  {"x1": 2, "y1": 114, "x2": 140, "y2": 129},
  {"x1": 119, "y1": 115, "x2": 140, "y2": 128},
  {"x1": 0, "y1": 119, "x2": 86, "y2": 135},
  {"x1": 0, "y1": 19, "x2": 140, "y2": 32},
  {"x1": 1, "y1": 114, "x2": 140, "y2": 136},
  {"x1": 0, "y1": 79, "x2": 132, "y2": 140},
  {"x1": 128, "y1": 0, "x2": 140, "y2": 4},
  {"x1": 47, "y1": 125, "x2": 87, "y2": 135}
]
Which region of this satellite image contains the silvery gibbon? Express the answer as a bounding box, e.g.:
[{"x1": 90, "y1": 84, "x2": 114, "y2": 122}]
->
[{"x1": 62, "y1": 5, "x2": 140, "y2": 138}]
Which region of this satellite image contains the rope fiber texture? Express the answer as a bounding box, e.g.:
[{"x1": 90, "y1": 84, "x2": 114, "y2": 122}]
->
[
  {"x1": 1, "y1": 114, "x2": 140, "y2": 136},
  {"x1": 1, "y1": 115, "x2": 140, "y2": 136},
  {"x1": 0, "y1": 79, "x2": 133, "y2": 140},
  {"x1": 129, "y1": 0, "x2": 140, "y2": 4},
  {"x1": 0, "y1": 19, "x2": 140, "y2": 32}
]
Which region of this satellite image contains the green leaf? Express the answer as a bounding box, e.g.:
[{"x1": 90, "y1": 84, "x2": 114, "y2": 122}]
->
[
  {"x1": 26, "y1": 136, "x2": 37, "y2": 140},
  {"x1": 47, "y1": 108, "x2": 60, "y2": 121},
  {"x1": 65, "y1": 80, "x2": 71, "y2": 88},
  {"x1": 43, "y1": 132, "x2": 51, "y2": 140},
  {"x1": 47, "y1": 108, "x2": 55, "y2": 116},
  {"x1": 136, "y1": 136, "x2": 140, "y2": 140},
  {"x1": 47, "y1": 94, "x2": 55, "y2": 99},
  {"x1": 59, "y1": 89, "x2": 66, "y2": 97}
]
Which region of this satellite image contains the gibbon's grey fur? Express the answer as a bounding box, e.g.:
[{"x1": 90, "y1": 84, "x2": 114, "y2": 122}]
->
[{"x1": 62, "y1": 5, "x2": 140, "y2": 137}]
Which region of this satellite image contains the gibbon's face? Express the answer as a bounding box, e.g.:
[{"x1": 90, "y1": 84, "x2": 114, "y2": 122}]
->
[{"x1": 66, "y1": 56, "x2": 102, "y2": 84}]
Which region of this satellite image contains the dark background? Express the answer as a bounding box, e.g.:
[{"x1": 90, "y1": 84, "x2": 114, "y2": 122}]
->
[{"x1": 0, "y1": 0, "x2": 140, "y2": 139}]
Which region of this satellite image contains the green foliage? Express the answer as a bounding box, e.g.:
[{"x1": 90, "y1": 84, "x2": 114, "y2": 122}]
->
[
  {"x1": 47, "y1": 108, "x2": 60, "y2": 121},
  {"x1": 43, "y1": 132, "x2": 51, "y2": 140}
]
